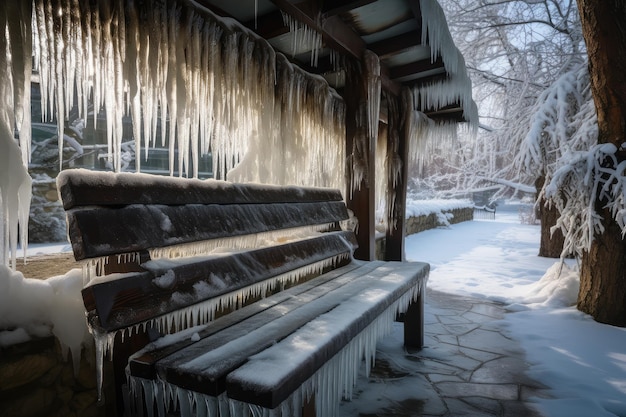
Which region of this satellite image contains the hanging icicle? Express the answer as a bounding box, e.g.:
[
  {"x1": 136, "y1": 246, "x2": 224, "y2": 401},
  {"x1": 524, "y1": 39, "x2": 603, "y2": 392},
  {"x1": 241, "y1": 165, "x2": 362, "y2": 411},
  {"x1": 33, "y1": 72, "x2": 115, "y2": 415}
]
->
[
  {"x1": 280, "y1": 11, "x2": 323, "y2": 67},
  {"x1": 1, "y1": 1, "x2": 33, "y2": 269},
  {"x1": 418, "y1": 0, "x2": 478, "y2": 128},
  {"x1": 29, "y1": 0, "x2": 343, "y2": 188}
]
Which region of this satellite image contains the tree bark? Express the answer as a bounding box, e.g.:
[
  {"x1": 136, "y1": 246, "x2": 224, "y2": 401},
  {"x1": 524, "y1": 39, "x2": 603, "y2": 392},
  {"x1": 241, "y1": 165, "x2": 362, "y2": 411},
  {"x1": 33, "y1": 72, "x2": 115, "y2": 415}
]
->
[
  {"x1": 576, "y1": 0, "x2": 626, "y2": 326},
  {"x1": 579, "y1": 208, "x2": 626, "y2": 326},
  {"x1": 535, "y1": 176, "x2": 565, "y2": 258}
]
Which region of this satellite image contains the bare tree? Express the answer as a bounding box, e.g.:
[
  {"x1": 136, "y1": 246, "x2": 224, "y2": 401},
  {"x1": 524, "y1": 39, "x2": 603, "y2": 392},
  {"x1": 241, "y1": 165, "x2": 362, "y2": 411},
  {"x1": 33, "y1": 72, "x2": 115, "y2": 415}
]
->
[{"x1": 420, "y1": 0, "x2": 586, "y2": 256}]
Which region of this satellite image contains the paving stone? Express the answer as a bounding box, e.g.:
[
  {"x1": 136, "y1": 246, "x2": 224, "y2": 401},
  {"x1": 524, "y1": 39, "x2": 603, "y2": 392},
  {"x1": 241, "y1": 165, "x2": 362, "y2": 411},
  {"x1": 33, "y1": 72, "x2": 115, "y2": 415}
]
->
[
  {"x1": 457, "y1": 328, "x2": 518, "y2": 354},
  {"x1": 436, "y1": 381, "x2": 520, "y2": 400},
  {"x1": 458, "y1": 346, "x2": 502, "y2": 363},
  {"x1": 443, "y1": 322, "x2": 481, "y2": 335},
  {"x1": 469, "y1": 302, "x2": 505, "y2": 319},
  {"x1": 432, "y1": 334, "x2": 458, "y2": 346},
  {"x1": 339, "y1": 289, "x2": 546, "y2": 417},
  {"x1": 427, "y1": 373, "x2": 464, "y2": 383},
  {"x1": 470, "y1": 356, "x2": 529, "y2": 384},
  {"x1": 461, "y1": 396, "x2": 503, "y2": 414},
  {"x1": 437, "y1": 314, "x2": 474, "y2": 325},
  {"x1": 443, "y1": 397, "x2": 499, "y2": 416}
]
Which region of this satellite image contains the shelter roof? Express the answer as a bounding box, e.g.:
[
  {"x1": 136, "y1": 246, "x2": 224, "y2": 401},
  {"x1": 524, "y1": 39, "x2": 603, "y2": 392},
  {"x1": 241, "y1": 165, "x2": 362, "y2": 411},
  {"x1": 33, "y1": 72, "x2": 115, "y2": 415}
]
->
[{"x1": 196, "y1": 0, "x2": 477, "y2": 124}]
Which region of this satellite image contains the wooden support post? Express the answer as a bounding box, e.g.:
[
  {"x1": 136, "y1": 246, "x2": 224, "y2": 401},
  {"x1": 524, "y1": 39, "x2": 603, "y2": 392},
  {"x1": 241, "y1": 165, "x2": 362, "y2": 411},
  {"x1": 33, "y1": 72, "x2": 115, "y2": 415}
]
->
[
  {"x1": 403, "y1": 280, "x2": 425, "y2": 349},
  {"x1": 344, "y1": 51, "x2": 381, "y2": 261},
  {"x1": 384, "y1": 89, "x2": 411, "y2": 261},
  {"x1": 302, "y1": 393, "x2": 316, "y2": 417}
]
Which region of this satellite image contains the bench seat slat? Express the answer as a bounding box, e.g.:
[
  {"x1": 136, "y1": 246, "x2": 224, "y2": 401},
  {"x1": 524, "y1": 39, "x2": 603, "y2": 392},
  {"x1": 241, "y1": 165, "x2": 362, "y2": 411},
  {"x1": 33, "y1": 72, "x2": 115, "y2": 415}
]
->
[
  {"x1": 128, "y1": 262, "x2": 369, "y2": 381},
  {"x1": 146, "y1": 262, "x2": 428, "y2": 401},
  {"x1": 82, "y1": 231, "x2": 356, "y2": 332},
  {"x1": 58, "y1": 169, "x2": 344, "y2": 210},
  {"x1": 225, "y1": 261, "x2": 429, "y2": 409},
  {"x1": 67, "y1": 201, "x2": 349, "y2": 260},
  {"x1": 143, "y1": 262, "x2": 385, "y2": 395}
]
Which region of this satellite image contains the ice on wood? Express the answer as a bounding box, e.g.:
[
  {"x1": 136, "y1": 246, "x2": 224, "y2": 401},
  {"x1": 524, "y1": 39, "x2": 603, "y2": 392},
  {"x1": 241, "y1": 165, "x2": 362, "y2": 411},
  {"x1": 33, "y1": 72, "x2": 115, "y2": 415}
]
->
[
  {"x1": 128, "y1": 263, "x2": 425, "y2": 417},
  {"x1": 0, "y1": 2, "x2": 33, "y2": 269},
  {"x1": 30, "y1": 0, "x2": 345, "y2": 190},
  {"x1": 89, "y1": 247, "x2": 351, "y2": 400},
  {"x1": 417, "y1": 0, "x2": 477, "y2": 127}
]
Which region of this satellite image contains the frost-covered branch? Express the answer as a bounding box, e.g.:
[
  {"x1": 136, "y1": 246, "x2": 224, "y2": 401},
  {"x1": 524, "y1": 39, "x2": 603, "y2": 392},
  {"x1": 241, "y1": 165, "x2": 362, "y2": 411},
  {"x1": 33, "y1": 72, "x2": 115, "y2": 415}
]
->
[{"x1": 545, "y1": 144, "x2": 626, "y2": 257}]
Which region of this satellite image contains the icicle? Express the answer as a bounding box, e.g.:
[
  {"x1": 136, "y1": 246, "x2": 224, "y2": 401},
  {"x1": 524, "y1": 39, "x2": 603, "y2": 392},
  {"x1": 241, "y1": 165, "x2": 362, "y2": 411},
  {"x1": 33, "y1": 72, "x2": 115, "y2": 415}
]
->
[
  {"x1": 416, "y1": 1, "x2": 478, "y2": 128},
  {"x1": 92, "y1": 327, "x2": 117, "y2": 400},
  {"x1": 216, "y1": 276, "x2": 425, "y2": 417},
  {"x1": 0, "y1": 2, "x2": 33, "y2": 269},
  {"x1": 148, "y1": 224, "x2": 333, "y2": 260}
]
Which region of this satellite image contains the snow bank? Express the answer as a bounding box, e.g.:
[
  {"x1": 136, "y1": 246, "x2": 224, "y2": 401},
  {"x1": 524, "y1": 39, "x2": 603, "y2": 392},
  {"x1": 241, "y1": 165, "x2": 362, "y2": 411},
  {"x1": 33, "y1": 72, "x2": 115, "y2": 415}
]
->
[
  {"x1": 507, "y1": 261, "x2": 580, "y2": 311},
  {"x1": 376, "y1": 198, "x2": 473, "y2": 222},
  {"x1": 0, "y1": 265, "x2": 88, "y2": 372}
]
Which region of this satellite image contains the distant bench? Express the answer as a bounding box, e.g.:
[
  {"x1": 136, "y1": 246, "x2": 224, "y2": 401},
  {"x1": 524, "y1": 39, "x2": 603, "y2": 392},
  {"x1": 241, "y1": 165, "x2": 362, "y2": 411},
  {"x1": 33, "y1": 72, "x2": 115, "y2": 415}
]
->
[{"x1": 58, "y1": 169, "x2": 429, "y2": 417}]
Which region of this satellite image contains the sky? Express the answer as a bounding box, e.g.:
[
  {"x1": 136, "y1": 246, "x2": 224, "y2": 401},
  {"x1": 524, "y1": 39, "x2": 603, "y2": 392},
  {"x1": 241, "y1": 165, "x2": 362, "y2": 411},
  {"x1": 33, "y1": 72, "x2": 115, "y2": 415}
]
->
[{"x1": 2, "y1": 202, "x2": 626, "y2": 417}]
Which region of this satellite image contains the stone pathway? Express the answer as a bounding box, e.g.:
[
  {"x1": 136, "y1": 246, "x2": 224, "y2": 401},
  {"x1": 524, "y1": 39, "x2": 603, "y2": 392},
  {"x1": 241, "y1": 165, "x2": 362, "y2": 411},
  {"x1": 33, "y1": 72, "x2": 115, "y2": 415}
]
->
[{"x1": 339, "y1": 289, "x2": 548, "y2": 416}]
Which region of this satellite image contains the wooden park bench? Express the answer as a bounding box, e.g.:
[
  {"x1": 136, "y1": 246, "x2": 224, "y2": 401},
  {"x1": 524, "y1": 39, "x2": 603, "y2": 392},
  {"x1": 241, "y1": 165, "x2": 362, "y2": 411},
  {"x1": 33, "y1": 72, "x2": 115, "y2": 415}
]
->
[{"x1": 58, "y1": 169, "x2": 429, "y2": 417}]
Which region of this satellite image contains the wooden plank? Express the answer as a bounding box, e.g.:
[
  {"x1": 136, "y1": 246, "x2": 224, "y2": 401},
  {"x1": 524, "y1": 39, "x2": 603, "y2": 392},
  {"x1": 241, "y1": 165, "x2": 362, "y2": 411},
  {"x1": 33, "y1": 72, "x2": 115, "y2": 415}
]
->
[
  {"x1": 384, "y1": 89, "x2": 410, "y2": 261},
  {"x1": 153, "y1": 262, "x2": 427, "y2": 398},
  {"x1": 67, "y1": 200, "x2": 349, "y2": 260},
  {"x1": 57, "y1": 170, "x2": 344, "y2": 210},
  {"x1": 128, "y1": 261, "x2": 369, "y2": 380},
  {"x1": 344, "y1": 57, "x2": 377, "y2": 261},
  {"x1": 138, "y1": 262, "x2": 385, "y2": 395},
  {"x1": 389, "y1": 57, "x2": 445, "y2": 81},
  {"x1": 82, "y1": 232, "x2": 357, "y2": 332},
  {"x1": 368, "y1": 30, "x2": 423, "y2": 58},
  {"x1": 225, "y1": 262, "x2": 430, "y2": 408}
]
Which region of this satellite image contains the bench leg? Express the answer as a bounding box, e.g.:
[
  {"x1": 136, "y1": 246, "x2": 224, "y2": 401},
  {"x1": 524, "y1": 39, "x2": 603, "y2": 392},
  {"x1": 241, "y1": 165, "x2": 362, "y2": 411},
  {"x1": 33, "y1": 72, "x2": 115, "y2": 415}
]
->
[
  {"x1": 112, "y1": 326, "x2": 160, "y2": 415},
  {"x1": 403, "y1": 287, "x2": 425, "y2": 349},
  {"x1": 302, "y1": 394, "x2": 316, "y2": 417}
]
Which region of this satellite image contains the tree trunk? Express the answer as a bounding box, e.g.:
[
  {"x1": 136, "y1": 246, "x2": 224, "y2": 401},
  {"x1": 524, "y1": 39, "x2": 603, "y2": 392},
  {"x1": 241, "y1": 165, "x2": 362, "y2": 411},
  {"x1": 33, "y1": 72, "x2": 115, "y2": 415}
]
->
[
  {"x1": 578, "y1": 208, "x2": 626, "y2": 326},
  {"x1": 576, "y1": 0, "x2": 626, "y2": 326},
  {"x1": 535, "y1": 176, "x2": 565, "y2": 258}
]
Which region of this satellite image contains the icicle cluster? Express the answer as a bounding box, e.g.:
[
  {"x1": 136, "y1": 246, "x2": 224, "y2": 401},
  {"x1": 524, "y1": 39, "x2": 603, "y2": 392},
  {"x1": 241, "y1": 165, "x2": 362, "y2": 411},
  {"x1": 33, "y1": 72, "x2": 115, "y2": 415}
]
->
[
  {"x1": 0, "y1": 2, "x2": 33, "y2": 269},
  {"x1": 90, "y1": 250, "x2": 350, "y2": 403},
  {"x1": 129, "y1": 280, "x2": 423, "y2": 417},
  {"x1": 31, "y1": 0, "x2": 345, "y2": 189},
  {"x1": 281, "y1": 12, "x2": 322, "y2": 67},
  {"x1": 406, "y1": 108, "x2": 459, "y2": 176},
  {"x1": 348, "y1": 51, "x2": 381, "y2": 194},
  {"x1": 149, "y1": 224, "x2": 334, "y2": 261},
  {"x1": 229, "y1": 54, "x2": 345, "y2": 189},
  {"x1": 416, "y1": 0, "x2": 478, "y2": 127}
]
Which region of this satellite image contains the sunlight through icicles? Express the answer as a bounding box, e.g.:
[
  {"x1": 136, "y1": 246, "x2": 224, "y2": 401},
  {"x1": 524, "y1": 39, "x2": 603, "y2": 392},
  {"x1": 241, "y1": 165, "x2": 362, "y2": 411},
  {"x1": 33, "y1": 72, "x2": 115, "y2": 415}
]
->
[{"x1": 30, "y1": 0, "x2": 345, "y2": 190}]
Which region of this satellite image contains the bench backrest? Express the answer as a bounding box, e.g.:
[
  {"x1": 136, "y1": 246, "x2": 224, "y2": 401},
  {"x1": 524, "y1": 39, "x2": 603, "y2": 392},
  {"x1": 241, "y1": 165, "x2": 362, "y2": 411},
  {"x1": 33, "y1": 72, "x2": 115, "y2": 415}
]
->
[{"x1": 58, "y1": 169, "x2": 356, "y2": 334}]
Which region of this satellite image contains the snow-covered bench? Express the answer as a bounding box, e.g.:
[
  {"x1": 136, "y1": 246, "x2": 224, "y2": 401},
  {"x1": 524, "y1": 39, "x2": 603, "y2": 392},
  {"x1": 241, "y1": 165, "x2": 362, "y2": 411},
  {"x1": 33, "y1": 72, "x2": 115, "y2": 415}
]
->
[{"x1": 58, "y1": 169, "x2": 429, "y2": 417}]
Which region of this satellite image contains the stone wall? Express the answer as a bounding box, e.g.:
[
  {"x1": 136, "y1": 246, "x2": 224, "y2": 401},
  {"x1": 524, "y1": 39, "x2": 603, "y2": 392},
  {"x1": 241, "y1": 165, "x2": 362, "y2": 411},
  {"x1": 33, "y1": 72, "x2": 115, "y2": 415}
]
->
[
  {"x1": 405, "y1": 207, "x2": 473, "y2": 235},
  {"x1": 0, "y1": 337, "x2": 116, "y2": 417},
  {"x1": 29, "y1": 176, "x2": 67, "y2": 243}
]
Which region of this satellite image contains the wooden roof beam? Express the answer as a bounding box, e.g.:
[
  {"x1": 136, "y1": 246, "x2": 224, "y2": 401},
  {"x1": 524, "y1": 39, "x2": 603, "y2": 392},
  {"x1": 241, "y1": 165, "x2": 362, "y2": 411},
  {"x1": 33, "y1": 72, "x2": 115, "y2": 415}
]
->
[
  {"x1": 244, "y1": 9, "x2": 289, "y2": 39},
  {"x1": 368, "y1": 30, "x2": 423, "y2": 58},
  {"x1": 267, "y1": 0, "x2": 402, "y2": 95},
  {"x1": 389, "y1": 57, "x2": 445, "y2": 81},
  {"x1": 321, "y1": 0, "x2": 378, "y2": 17}
]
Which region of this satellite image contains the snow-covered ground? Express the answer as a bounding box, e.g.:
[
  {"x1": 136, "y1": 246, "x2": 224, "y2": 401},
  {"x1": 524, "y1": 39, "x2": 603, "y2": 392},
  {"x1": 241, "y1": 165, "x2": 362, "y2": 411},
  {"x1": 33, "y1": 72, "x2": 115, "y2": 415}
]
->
[
  {"x1": 2, "y1": 202, "x2": 625, "y2": 417},
  {"x1": 404, "y1": 203, "x2": 626, "y2": 417}
]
